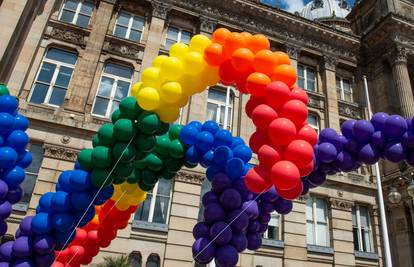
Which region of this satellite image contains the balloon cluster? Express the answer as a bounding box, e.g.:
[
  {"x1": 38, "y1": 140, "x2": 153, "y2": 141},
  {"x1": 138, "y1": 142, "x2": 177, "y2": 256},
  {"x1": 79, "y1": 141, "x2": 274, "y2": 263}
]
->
[
  {"x1": 53, "y1": 182, "x2": 145, "y2": 267},
  {"x1": 0, "y1": 85, "x2": 31, "y2": 237},
  {"x1": 131, "y1": 35, "x2": 219, "y2": 122}
]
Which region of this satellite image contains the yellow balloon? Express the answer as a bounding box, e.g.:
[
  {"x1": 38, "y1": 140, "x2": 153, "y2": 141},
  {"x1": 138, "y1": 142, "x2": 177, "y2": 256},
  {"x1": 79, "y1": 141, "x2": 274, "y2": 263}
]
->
[
  {"x1": 169, "y1": 43, "x2": 189, "y2": 59},
  {"x1": 176, "y1": 92, "x2": 189, "y2": 108},
  {"x1": 160, "y1": 82, "x2": 182, "y2": 103},
  {"x1": 160, "y1": 57, "x2": 183, "y2": 81},
  {"x1": 156, "y1": 104, "x2": 180, "y2": 123},
  {"x1": 115, "y1": 200, "x2": 130, "y2": 211},
  {"x1": 136, "y1": 87, "x2": 160, "y2": 111},
  {"x1": 141, "y1": 67, "x2": 161, "y2": 87},
  {"x1": 152, "y1": 55, "x2": 168, "y2": 68},
  {"x1": 184, "y1": 51, "x2": 205, "y2": 75},
  {"x1": 180, "y1": 74, "x2": 206, "y2": 95},
  {"x1": 121, "y1": 182, "x2": 138, "y2": 194},
  {"x1": 189, "y1": 34, "x2": 212, "y2": 53},
  {"x1": 201, "y1": 66, "x2": 220, "y2": 87},
  {"x1": 111, "y1": 185, "x2": 123, "y2": 200},
  {"x1": 131, "y1": 82, "x2": 142, "y2": 98}
]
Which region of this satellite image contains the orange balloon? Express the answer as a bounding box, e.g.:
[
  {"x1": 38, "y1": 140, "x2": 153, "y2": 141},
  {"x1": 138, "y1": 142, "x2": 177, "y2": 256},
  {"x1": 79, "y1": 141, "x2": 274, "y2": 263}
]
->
[
  {"x1": 247, "y1": 34, "x2": 270, "y2": 54},
  {"x1": 274, "y1": 51, "x2": 291, "y2": 65},
  {"x1": 212, "y1": 28, "x2": 231, "y2": 45},
  {"x1": 231, "y1": 48, "x2": 254, "y2": 73},
  {"x1": 246, "y1": 72, "x2": 271, "y2": 97},
  {"x1": 223, "y1": 32, "x2": 247, "y2": 59},
  {"x1": 204, "y1": 43, "x2": 224, "y2": 66},
  {"x1": 240, "y1": 32, "x2": 252, "y2": 43},
  {"x1": 253, "y1": 50, "x2": 278, "y2": 76},
  {"x1": 272, "y1": 64, "x2": 297, "y2": 88}
]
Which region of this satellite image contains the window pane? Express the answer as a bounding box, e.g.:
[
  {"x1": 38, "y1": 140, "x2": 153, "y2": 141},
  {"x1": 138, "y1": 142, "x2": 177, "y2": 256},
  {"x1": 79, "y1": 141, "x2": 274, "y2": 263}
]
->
[
  {"x1": 129, "y1": 30, "x2": 141, "y2": 42},
  {"x1": 80, "y1": 1, "x2": 94, "y2": 15},
  {"x1": 306, "y1": 221, "x2": 314, "y2": 244},
  {"x1": 208, "y1": 89, "x2": 226, "y2": 102},
  {"x1": 104, "y1": 63, "x2": 132, "y2": 79},
  {"x1": 359, "y1": 206, "x2": 369, "y2": 227},
  {"x1": 92, "y1": 97, "x2": 109, "y2": 116},
  {"x1": 114, "y1": 25, "x2": 128, "y2": 38},
  {"x1": 267, "y1": 225, "x2": 279, "y2": 240},
  {"x1": 336, "y1": 77, "x2": 341, "y2": 89},
  {"x1": 307, "y1": 68, "x2": 315, "y2": 80},
  {"x1": 46, "y1": 48, "x2": 77, "y2": 65},
  {"x1": 306, "y1": 198, "x2": 313, "y2": 220},
  {"x1": 343, "y1": 80, "x2": 351, "y2": 91},
  {"x1": 60, "y1": 10, "x2": 75, "y2": 23},
  {"x1": 352, "y1": 207, "x2": 357, "y2": 226},
  {"x1": 353, "y1": 227, "x2": 360, "y2": 250},
  {"x1": 307, "y1": 115, "x2": 317, "y2": 127},
  {"x1": 298, "y1": 65, "x2": 304, "y2": 77},
  {"x1": 157, "y1": 180, "x2": 172, "y2": 196},
  {"x1": 207, "y1": 103, "x2": 218, "y2": 121},
  {"x1": 315, "y1": 198, "x2": 327, "y2": 222},
  {"x1": 298, "y1": 78, "x2": 305, "y2": 89},
  {"x1": 26, "y1": 145, "x2": 44, "y2": 173},
  {"x1": 55, "y1": 66, "x2": 73, "y2": 88},
  {"x1": 152, "y1": 196, "x2": 169, "y2": 224},
  {"x1": 49, "y1": 87, "x2": 66, "y2": 106},
  {"x1": 115, "y1": 81, "x2": 130, "y2": 100},
  {"x1": 76, "y1": 14, "x2": 90, "y2": 28},
  {"x1": 117, "y1": 12, "x2": 130, "y2": 26},
  {"x1": 167, "y1": 27, "x2": 179, "y2": 41},
  {"x1": 37, "y1": 63, "x2": 56, "y2": 84},
  {"x1": 165, "y1": 39, "x2": 175, "y2": 51},
  {"x1": 111, "y1": 100, "x2": 119, "y2": 115},
  {"x1": 363, "y1": 229, "x2": 372, "y2": 252},
  {"x1": 132, "y1": 16, "x2": 144, "y2": 29},
  {"x1": 307, "y1": 80, "x2": 315, "y2": 91},
  {"x1": 316, "y1": 223, "x2": 328, "y2": 246},
  {"x1": 20, "y1": 174, "x2": 37, "y2": 205},
  {"x1": 135, "y1": 194, "x2": 152, "y2": 221},
  {"x1": 344, "y1": 92, "x2": 352, "y2": 102},
  {"x1": 97, "y1": 77, "x2": 114, "y2": 97},
  {"x1": 30, "y1": 83, "x2": 49, "y2": 104},
  {"x1": 181, "y1": 31, "x2": 192, "y2": 44},
  {"x1": 64, "y1": 0, "x2": 79, "y2": 11}
]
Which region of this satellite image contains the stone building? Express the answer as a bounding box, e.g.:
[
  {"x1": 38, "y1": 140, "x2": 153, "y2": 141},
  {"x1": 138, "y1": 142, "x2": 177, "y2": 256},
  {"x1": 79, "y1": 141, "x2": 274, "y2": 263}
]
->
[{"x1": 0, "y1": 0, "x2": 413, "y2": 266}]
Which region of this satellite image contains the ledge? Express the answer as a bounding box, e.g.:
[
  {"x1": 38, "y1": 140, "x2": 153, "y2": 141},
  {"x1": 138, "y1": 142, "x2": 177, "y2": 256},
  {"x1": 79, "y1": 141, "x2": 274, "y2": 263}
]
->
[
  {"x1": 12, "y1": 203, "x2": 28, "y2": 212},
  {"x1": 261, "y1": 239, "x2": 284, "y2": 248},
  {"x1": 132, "y1": 220, "x2": 169, "y2": 233},
  {"x1": 355, "y1": 251, "x2": 379, "y2": 260},
  {"x1": 307, "y1": 244, "x2": 335, "y2": 255}
]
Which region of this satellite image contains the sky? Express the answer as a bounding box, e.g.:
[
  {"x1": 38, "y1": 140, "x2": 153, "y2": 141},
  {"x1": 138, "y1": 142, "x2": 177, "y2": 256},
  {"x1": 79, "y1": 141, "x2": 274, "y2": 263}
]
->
[{"x1": 260, "y1": 0, "x2": 356, "y2": 13}]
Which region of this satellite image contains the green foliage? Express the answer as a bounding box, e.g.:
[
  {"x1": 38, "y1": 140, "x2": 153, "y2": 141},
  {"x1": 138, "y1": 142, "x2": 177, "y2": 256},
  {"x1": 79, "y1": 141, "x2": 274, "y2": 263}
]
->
[{"x1": 96, "y1": 255, "x2": 130, "y2": 267}]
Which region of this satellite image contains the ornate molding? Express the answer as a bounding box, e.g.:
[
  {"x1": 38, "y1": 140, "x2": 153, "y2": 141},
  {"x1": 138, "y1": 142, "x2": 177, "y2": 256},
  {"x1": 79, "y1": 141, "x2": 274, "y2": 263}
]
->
[
  {"x1": 199, "y1": 16, "x2": 217, "y2": 34},
  {"x1": 285, "y1": 45, "x2": 301, "y2": 60},
  {"x1": 103, "y1": 40, "x2": 143, "y2": 60},
  {"x1": 44, "y1": 144, "x2": 79, "y2": 162},
  {"x1": 329, "y1": 198, "x2": 354, "y2": 211},
  {"x1": 338, "y1": 100, "x2": 363, "y2": 119},
  {"x1": 151, "y1": 0, "x2": 171, "y2": 19},
  {"x1": 307, "y1": 92, "x2": 326, "y2": 111},
  {"x1": 322, "y1": 56, "x2": 337, "y2": 71},
  {"x1": 50, "y1": 27, "x2": 86, "y2": 47},
  {"x1": 391, "y1": 46, "x2": 408, "y2": 65},
  {"x1": 176, "y1": 171, "x2": 204, "y2": 185}
]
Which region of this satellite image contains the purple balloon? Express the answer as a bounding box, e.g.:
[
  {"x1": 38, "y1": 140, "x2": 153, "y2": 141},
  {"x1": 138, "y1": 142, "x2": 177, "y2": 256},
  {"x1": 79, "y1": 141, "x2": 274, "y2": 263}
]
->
[
  {"x1": 11, "y1": 259, "x2": 34, "y2": 267},
  {"x1": 262, "y1": 187, "x2": 279, "y2": 202},
  {"x1": 246, "y1": 233, "x2": 262, "y2": 250},
  {"x1": 317, "y1": 143, "x2": 338, "y2": 163},
  {"x1": 192, "y1": 238, "x2": 215, "y2": 264},
  {"x1": 308, "y1": 171, "x2": 327, "y2": 187},
  {"x1": 353, "y1": 120, "x2": 375, "y2": 143},
  {"x1": 0, "y1": 201, "x2": 11, "y2": 220},
  {"x1": 402, "y1": 131, "x2": 414, "y2": 148},
  {"x1": 210, "y1": 221, "x2": 232, "y2": 245},
  {"x1": 358, "y1": 144, "x2": 380, "y2": 165},
  {"x1": 318, "y1": 162, "x2": 333, "y2": 174},
  {"x1": 33, "y1": 235, "x2": 55, "y2": 255},
  {"x1": 274, "y1": 198, "x2": 293, "y2": 215},
  {"x1": 202, "y1": 192, "x2": 218, "y2": 206},
  {"x1": 333, "y1": 135, "x2": 346, "y2": 152},
  {"x1": 232, "y1": 179, "x2": 253, "y2": 201},
  {"x1": 193, "y1": 222, "x2": 210, "y2": 240},
  {"x1": 0, "y1": 241, "x2": 14, "y2": 262},
  {"x1": 384, "y1": 115, "x2": 407, "y2": 138},
  {"x1": 0, "y1": 220, "x2": 6, "y2": 236},
  {"x1": 19, "y1": 216, "x2": 33, "y2": 236},
  {"x1": 220, "y1": 189, "x2": 242, "y2": 210},
  {"x1": 344, "y1": 139, "x2": 360, "y2": 153},
  {"x1": 371, "y1": 112, "x2": 389, "y2": 131},
  {"x1": 260, "y1": 201, "x2": 275, "y2": 214},
  {"x1": 341, "y1": 120, "x2": 356, "y2": 138},
  {"x1": 12, "y1": 236, "x2": 32, "y2": 258},
  {"x1": 6, "y1": 186, "x2": 22, "y2": 204},
  {"x1": 231, "y1": 232, "x2": 248, "y2": 252},
  {"x1": 242, "y1": 200, "x2": 259, "y2": 219},
  {"x1": 384, "y1": 141, "x2": 406, "y2": 163},
  {"x1": 0, "y1": 263, "x2": 10, "y2": 267},
  {"x1": 335, "y1": 151, "x2": 356, "y2": 172},
  {"x1": 371, "y1": 131, "x2": 387, "y2": 148},
  {"x1": 204, "y1": 203, "x2": 225, "y2": 224},
  {"x1": 211, "y1": 173, "x2": 232, "y2": 193},
  {"x1": 225, "y1": 209, "x2": 249, "y2": 233},
  {"x1": 215, "y1": 245, "x2": 239, "y2": 267},
  {"x1": 258, "y1": 212, "x2": 271, "y2": 224},
  {"x1": 247, "y1": 220, "x2": 260, "y2": 233},
  {"x1": 0, "y1": 180, "x2": 8, "y2": 201},
  {"x1": 258, "y1": 222, "x2": 268, "y2": 234},
  {"x1": 15, "y1": 229, "x2": 22, "y2": 238},
  {"x1": 319, "y1": 128, "x2": 338, "y2": 144},
  {"x1": 301, "y1": 179, "x2": 310, "y2": 195}
]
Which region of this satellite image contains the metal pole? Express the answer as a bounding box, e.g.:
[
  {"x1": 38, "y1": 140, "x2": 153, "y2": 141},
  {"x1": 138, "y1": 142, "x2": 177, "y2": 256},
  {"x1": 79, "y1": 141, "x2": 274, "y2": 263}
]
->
[{"x1": 363, "y1": 75, "x2": 393, "y2": 267}]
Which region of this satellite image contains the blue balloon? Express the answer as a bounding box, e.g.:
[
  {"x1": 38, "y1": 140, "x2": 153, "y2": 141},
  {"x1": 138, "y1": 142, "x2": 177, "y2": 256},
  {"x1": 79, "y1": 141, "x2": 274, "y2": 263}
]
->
[
  {"x1": 6, "y1": 186, "x2": 22, "y2": 204},
  {"x1": 201, "y1": 120, "x2": 220, "y2": 134},
  {"x1": 213, "y1": 129, "x2": 232, "y2": 148},
  {"x1": 225, "y1": 158, "x2": 245, "y2": 180},
  {"x1": 185, "y1": 146, "x2": 202, "y2": 164},
  {"x1": 57, "y1": 171, "x2": 72, "y2": 193},
  {"x1": 2, "y1": 166, "x2": 25, "y2": 187},
  {"x1": 0, "y1": 95, "x2": 18, "y2": 114},
  {"x1": 70, "y1": 191, "x2": 93, "y2": 211},
  {"x1": 5, "y1": 130, "x2": 29, "y2": 151},
  {"x1": 0, "y1": 136, "x2": 3, "y2": 147},
  {"x1": 189, "y1": 121, "x2": 203, "y2": 131},
  {"x1": 93, "y1": 185, "x2": 114, "y2": 204},
  {"x1": 232, "y1": 145, "x2": 252, "y2": 163},
  {"x1": 200, "y1": 150, "x2": 214, "y2": 168},
  {"x1": 242, "y1": 163, "x2": 253, "y2": 176},
  {"x1": 0, "y1": 113, "x2": 14, "y2": 135},
  {"x1": 31, "y1": 213, "x2": 53, "y2": 235},
  {"x1": 54, "y1": 229, "x2": 75, "y2": 247},
  {"x1": 231, "y1": 137, "x2": 245, "y2": 149},
  {"x1": 13, "y1": 115, "x2": 29, "y2": 131},
  {"x1": 69, "y1": 170, "x2": 91, "y2": 191},
  {"x1": 179, "y1": 125, "x2": 199, "y2": 146},
  {"x1": 74, "y1": 160, "x2": 81, "y2": 170},
  {"x1": 213, "y1": 146, "x2": 233, "y2": 167},
  {"x1": 196, "y1": 131, "x2": 214, "y2": 152},
  {"x1": 0, "y1": 147, "x2": 17, "y2": 169},
  {"x1": 51, "y1": 191, "x2": 71, "y2": 212},
  {"x1": 16, "y1": 150, "x2": 32, "y2": 169},
  {"x1": 206, "y1": 164, "x2": 222, "y2": 181},
  {"x1": 74, "y1": 206, "x2": 95, "y2": 225},
  {"x1": 39, "y1": 192, "x2": 54, "y2": 213},
  {"x1": 52, "y1": 213, "x2": 75, "y2": 232}
]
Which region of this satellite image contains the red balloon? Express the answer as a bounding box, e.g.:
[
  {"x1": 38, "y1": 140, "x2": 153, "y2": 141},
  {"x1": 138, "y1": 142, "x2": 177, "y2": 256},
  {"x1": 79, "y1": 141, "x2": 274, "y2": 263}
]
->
[
  {"x1": 80, "y1": 255, "x2": 93, "y2": 265},
  {"x1": 252, "y1": 104, "x2": 278, "y2": 130},
  {"x1": 219, "y1": 60, "x2": 238, "y2": 85},
  {"x1": 280, "y1": 100, "x2": 308, "y2": 126},
  {"x1": 98, "y1": 238, "x2": 112, "y2": 248},
  {"x1": 258, "y1": 144, "x2": 282, "y2": 169},
  {"x1": 55, "y1": 248, "x2": 71, "y2": 262},
  {"x1": 249, "y1": 130, "x2": 269, "y2": 153},
  {"x1": 99, "y1": 228, "x2": 117, "y2": 241},
  {"x1": 290, "y1": 86, "x2": 308, "y2": 104},
  {"x1": 265, "y1": 81, "x2": 291, "y2": 109},
  {"x1": 115, "y1": 219, "x2": 129, "y2": 229},
  {"x1": 299, "y1": 160, "x2": 314, "y2": 177},
  {"x1": 270, "y1": 160, "x2": 300, "y2": 191},
  {"x1": 278, "y1": 180, "x2": 303, "y2": 200},
  {"x1": 69, "y1": 245, "x2": 85, "y2": 263},
  {"x1": 85, "y1": 244, "x2": 100, "y2": 257},
  {"x1": 245, "y1": 96, "x2": 264, "y2": 118},
  {"x1": 235, "y1": 76, "x2": 248, "y2": 94},
  {"x1": 284, "y1": 139, "x2": 314, "y2": 168},
  {"x1": 85, "y1": 230, "x2": 99, "y2": 246},
  {"x1": 51, "y1": 262, "x2": 65, "y2": 267},
  {"x1": 72, "y1": 228, "x2": 88, "y2": 246},
  {"x1": 297, "y1": 124, "x2": 318, "y2": 146},
  {"x1": 127, "y1": 205, "x2": 138, "y2": 214},
  {"x1": 245, "y1": 167, "x2": 272, "y2": 193},
  {"x1": 268, "y1": 118, "x2": 297, "y2": 146}
]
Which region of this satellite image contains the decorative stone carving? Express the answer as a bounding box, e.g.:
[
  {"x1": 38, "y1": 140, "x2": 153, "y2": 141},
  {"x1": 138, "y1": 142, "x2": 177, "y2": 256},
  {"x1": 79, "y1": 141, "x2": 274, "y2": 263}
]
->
[
  {"x1": 329, "y1": 198, "x2": 354, "y2": 211},
  {"x1": 285, "y1": 45, "x2": 301, "y2": 60},
  {"x1": 103, "y1": 40, "x2": 142, "y2": 60},
  {"x1": 61, "y1": 135, "x2": 71, "y2": 144},
  {"x1": 392, "y1": 46, "x2": 408, "y2": 65},
  {"x1": 176, "y1": 171, "x2": 204, "y2": 185},
  {"x1": 307, "y1": 92, "x2": 326, "y2": 110},
  {"x1": 151, "y1": 0, "x2": 171, "y2": 19},
  {"x1": 200, "y1": 16, "x2": 217, "y2": 34},
  {"x1": 50, "y1": 28, "x2": 86, "y2": 47},
  {"x1": 338, "y1": 101, "x2": 362, "y2": 119},
  {"x1": 322, "y1": 55, "x2": 337, "y2": 71},
  {"x1": 297, "y1": 195, "x2": 309, "y2": 203},
  {"x1": 44, "y1": 144, "x2": 79, "y2": 161}
]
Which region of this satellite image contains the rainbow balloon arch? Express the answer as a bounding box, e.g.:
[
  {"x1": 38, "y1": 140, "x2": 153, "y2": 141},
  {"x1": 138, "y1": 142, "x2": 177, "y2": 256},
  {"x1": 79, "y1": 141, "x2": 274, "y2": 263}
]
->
[{"x1": 0, "y1": 28, "x2": 413, "y2": 267}]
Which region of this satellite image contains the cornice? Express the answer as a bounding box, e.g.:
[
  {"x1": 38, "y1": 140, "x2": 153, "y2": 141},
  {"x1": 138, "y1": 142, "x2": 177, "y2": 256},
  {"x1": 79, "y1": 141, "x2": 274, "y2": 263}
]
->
[
  {"x1": 44, "y1": 144, "x2": 79, "y2": 162},
  {"x1": 329, "y1": 197, "x2": 354, "y2": 211},
  {"x1": 176, "y1": 171, "x2": 204, "y2": 185}
]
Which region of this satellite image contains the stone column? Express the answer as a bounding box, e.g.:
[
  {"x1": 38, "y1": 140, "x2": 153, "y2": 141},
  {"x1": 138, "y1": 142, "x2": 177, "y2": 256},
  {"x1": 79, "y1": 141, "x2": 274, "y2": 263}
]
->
[
  {"x1": 329, "y1": 198, "x2": 356, "y2": 267},
  {"x1": 286, "y1": 45, "x2": 301, "y2": 72},
  {"x1": 64, "y1": 0, "x2": 115, "y2": 113},
  {"x1": 140, "y1": 1, "x2": 170, "y2": 70},
  {"x1": 389, "y1": 47, "x2": 414, "y2": 118},
  {"x1": 322, "y1": 56, "x2": 340, "y2": 131}
]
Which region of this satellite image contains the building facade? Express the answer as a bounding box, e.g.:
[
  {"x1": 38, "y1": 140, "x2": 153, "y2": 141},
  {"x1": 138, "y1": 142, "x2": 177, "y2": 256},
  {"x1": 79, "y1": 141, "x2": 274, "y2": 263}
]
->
[{"x1": 0, "y1": 0, "x2": 413, "y2": 266}]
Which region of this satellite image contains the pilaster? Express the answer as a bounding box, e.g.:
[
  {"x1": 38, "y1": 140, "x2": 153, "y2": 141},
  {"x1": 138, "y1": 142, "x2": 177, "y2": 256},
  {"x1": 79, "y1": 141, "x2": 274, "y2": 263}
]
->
[{"x1": 322, "y1": 56, "x2": 340, "y2": 131}]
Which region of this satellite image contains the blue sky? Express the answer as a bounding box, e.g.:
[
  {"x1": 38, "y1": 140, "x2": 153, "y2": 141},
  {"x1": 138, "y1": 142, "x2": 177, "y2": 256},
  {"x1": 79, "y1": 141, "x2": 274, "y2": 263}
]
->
[{"x1": 260, "y1": 0, "x2": 355, "y2": 13}]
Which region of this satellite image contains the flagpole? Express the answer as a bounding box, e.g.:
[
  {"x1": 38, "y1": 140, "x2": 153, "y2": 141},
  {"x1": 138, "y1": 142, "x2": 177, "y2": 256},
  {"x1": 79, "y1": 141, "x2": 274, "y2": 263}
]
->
[{"x1": 363, "y1": 75, "x2": 392, "y2": 267}]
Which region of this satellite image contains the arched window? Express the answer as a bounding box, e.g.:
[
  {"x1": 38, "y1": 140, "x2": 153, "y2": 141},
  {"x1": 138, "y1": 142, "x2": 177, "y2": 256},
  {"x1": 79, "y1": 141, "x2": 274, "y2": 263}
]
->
[
  {"x1": 146, "y1": 254, "x2": 160, "y2": 267},
  {"x1": 129, "y1": 252, "x2": 142, "y2": 267}
]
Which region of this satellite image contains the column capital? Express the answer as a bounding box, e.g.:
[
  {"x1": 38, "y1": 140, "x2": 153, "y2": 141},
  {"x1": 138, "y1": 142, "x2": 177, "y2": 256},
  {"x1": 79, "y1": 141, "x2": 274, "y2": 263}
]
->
[
  {"x1": 329, "y1": 197, "x2": 354, "y2": 211},
  {"x1": 389, "y1": 46, "x2": 408, "y2": 65},
  {"x1": 321, "y1": 55, "x2": 337, "y2": 72},
  {"x1": 285, "y1": 45, "x2": 301, "y2": 60},
  {"x1": 150, "y1": 0, "x2": 171, "y2": 20},
  {"x1": 199, "y1": 16, "x2": 217, "y2": 34}
]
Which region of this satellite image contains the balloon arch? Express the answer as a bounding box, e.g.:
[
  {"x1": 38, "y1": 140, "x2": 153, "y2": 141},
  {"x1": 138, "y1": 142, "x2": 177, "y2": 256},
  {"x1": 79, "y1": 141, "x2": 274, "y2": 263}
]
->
[{"x1": 0, "y1": 28, "x2": 412, "y2": 267}]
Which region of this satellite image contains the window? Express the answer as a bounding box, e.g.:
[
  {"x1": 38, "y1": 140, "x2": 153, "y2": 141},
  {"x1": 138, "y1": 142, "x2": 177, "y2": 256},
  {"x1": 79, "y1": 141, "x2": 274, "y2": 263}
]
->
[
  {"x1": 336, "y1": 77, "x2": 353, "y2": 102},
  {"x1": 352, "y1": 205, "x2": 374, "y2": 253},
  {"x1": 92, "y1": 63, "x2": 133, "y2": 117},
  {"x1": 59, "y1": 0, "x2": 94, "y2": 28},
  {"x1": 198, "y1": 179, "x2": 212, "y2": 221},
  {"x1": 263, "y1": 212, "x2": 281, "y2": 240},
  {"x1": 14, "y1": 144, "x2": 44, "y2": 210},
  {"x1": 146, "y1": 254, "x2": 160, "y2": 267},
  {"x1": 298, "y1": 64, "x2": 316, "y2": 92},
  {"x1": 129, "y1": 252, "x2": 142, "y2": 267},
  {"x1": 29, "y1": 48, "x2": 77, "y2": 106},
  {"x1": 134, "y1": 180, "x2": 172, "y2": 224},
  {"x1": 207, "y1": 87, "x2": 234, "y2": 130},
  {"x1": 307, "y1": 114, "x2": 320, "y2": 134},
  {"x1": 114, "y1": 11, "x2": 145, "y2": 42},
  {"x1": 306, "y1": 196, "x2": 330, "y2": 247},
  {"x1": 165, "y1": 26, "x2": 192, "y2": 51}
]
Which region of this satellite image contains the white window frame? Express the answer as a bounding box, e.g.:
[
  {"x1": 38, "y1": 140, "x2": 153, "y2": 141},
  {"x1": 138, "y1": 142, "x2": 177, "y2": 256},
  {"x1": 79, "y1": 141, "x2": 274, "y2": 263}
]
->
[
  {"x1": 58, "y1": 0, "x2": 93, "y2": 27},
  {"x1": 298, "y1": 64, "x2": 316, "y2": 92},
  {"x1": 91, "y1": 63, "x2": 132, "y2": 118},
  {"x1": 207, "y1": 86, "x2": 234, "y2": 130},
  {"x1": 307, "y1": 113, "x2": 320, "y2": 134},
  {"x1": 336, "y1": 77, "x2": 353, "y2": 102},
  {"x1": 263, "y1": 212, "x2": 282, "y2": 240},
  {"x1": 353, "y1": 205, "x2": 374, "y2": 253},
  {"x1": 113, "y1": 11, "x2": 145, "y2": 42},
  {"x1": 165, "y1": 26, "x2": 192, "y2": 49},
  {"x1": 306, "y1": 196, "x2": 330, "y2": 247},
  {"x1": 28, "y1": 48, "x2": 77, "y2": 107}
]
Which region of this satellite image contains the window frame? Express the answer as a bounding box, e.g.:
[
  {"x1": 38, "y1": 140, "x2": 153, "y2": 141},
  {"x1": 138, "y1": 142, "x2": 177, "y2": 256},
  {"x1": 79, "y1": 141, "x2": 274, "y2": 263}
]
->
[
  {"x1": 164, "y1": 25, "x2": 192, "y2": 50},
  {"x1": 298, "y1": 64, "x2": 316, "y2": 92},
  {"x1": 353, "y1": 204, "x2": 374, "y2": 253},
  {"x1": 58, "y1": 0, "x2": 94, "y2": 28},
  {"x1": 207, "y1": 86, "x2": 234, "y2": 130},
  {"x1": 306, "y1": 196, "x2": 330, "y2": 247},
  {"x1": 91, "y1": 62, "x2": 133, "y2": 118},
  {"x1": 263, "y1": 212, "x2": 282, "y2": 241},
  {"x1": 336, "y1": 76, "x2": 354, "y2": 102},
  {"x1": 113, "y1": 11, "x2": 145, "y2": 42},
  {"x1": 307, "y1": 113, "x2": 320, "y2": 134}
]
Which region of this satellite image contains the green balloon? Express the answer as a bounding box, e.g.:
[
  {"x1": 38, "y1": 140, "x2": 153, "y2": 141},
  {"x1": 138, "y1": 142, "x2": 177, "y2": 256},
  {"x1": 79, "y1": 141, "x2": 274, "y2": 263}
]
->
[
  {"x1": 144, "y1": 154, "x2": 163, "y2": 171},
  {"x1": 77, "y1": 149, "x2": 94, "y2": 171},
  {"x1": 113, "y1": 162, "x2": 134, "y2": 177},
  {"x1": 111, "y1": 109, "x2": 122, "y2": 124},
  {"x1": 169, "y1": 124, "x2": 183, "y2": 140},
  {"x1": 114, "y1": 118, "x2": 137, "y2": 142},
  {"x1": 92, "y1": 146, "x2": 114, "y2": 168},
  {"x1": 137, "y1": 112, "x2": 160, "y2": 135},
  {"x1": 160, "y1": 168, "x2": 176, "y2": 180},
  {"x1": 165, "y1": 157, "x2": 183, "y2": 173},
  {"x1": 91, "y1": 168, "x2": 114, "y2": 188},
  {"x1": 0, "y1": 84, "x2": 10, "y2": 96},
  {"x1": 168, "y1": 139, "x2": 185, "y2": 159},
  {"x1": 113, "y1": 142, "x2": 136, "y2": 162},
  {"x1": 138, "y1": 179, "x2": 155, "y2": 192},
  {"x1": 98, "y1": 124, "x2": 115, "y2": 147},
  {"x1": 156, "y1": 121, "x2": 170, "y2": 135},
  {"x1": 141, "y1": 170, "x2": 158, "y2": 186},
  {"x1": 133, "y1": 159, "x2": 146, "y2": 170},
  {"x1": 113, "y1": 176, "x2": 126, "y2": 185},
  {"x1": 134, "y1": 134, "x2": 156, "y2": 153},
  {"x1": 126, "y1": 175, "x2": 139, "y2": 184},
  {"x1": 155, "y1": 135, "x2": 171, "y2": 156},
  {"x1": 92, "y1": 134, "x2": 101, "y2": 148},
  {"x1": 119, "y1": 96, "x2": 142, "y2": 119}
]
